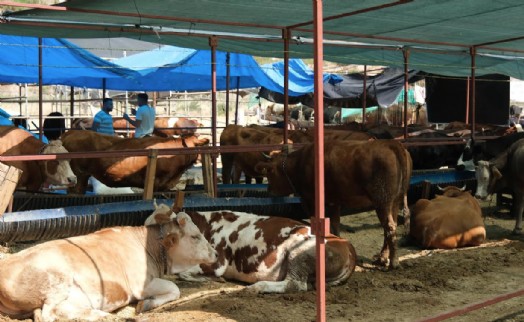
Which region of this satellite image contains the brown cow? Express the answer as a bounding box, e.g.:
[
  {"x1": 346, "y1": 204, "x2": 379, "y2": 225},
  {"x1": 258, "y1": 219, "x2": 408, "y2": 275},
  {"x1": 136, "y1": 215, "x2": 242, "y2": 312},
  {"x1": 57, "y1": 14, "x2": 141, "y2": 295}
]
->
[
  {"x1": 220, "y1": 124, "x2": 311, "y2": 184},
  {"x1": 110, "y1": 116, "x2": 202, "y2": 138},
  {"x1": 220, "y1": 124, "x2": 373, "y2": 184},
  {"x1": 255, "y1": 139, "x2": 412, "y2": 269},
  {"x1": 0, "y1": 203, "x2": 217, "y2": 321},
  {"x1": 177, "y1": 208, "x2": 357, "y2": 293},
  {"x1": 0, "y1": 126, "x2": 77, "y2": 191},
  {"x1": 60, "y1": 130, "x2": 209, "y2": 194},
  {"x1": 409, "y1": 186, "x2": 486, "y2": 249}
]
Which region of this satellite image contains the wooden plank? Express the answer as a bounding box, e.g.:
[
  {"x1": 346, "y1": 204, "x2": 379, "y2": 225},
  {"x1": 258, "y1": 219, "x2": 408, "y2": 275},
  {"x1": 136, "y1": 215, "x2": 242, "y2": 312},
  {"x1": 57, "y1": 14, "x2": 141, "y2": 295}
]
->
[
  {"x1": 143, "y1": 149, "x2": 158, "y2": 200},
  {"x1": 0, "y1": 162, "x2": 22, "y2": 216},
  {"x1": 201, "y1": 153, "x2": 216, "y2": 198}
]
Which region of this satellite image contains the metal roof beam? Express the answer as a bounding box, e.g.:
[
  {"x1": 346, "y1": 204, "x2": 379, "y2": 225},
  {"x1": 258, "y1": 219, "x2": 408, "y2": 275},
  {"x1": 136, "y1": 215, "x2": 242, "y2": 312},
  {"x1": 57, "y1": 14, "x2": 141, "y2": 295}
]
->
[
  {"x1": 0, "y1": 1, "x2": 285, "y2": 31},
  {"x1": 287, "y1": 0, "x2": 412, "y2": 29}
]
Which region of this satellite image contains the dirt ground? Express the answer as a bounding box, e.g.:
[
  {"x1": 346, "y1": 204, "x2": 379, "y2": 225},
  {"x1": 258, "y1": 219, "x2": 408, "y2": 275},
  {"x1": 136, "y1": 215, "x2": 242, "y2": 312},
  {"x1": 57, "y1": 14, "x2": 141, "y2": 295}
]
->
[{"x1": 1, "y1": 200, "x2": 524, "y2": 322}]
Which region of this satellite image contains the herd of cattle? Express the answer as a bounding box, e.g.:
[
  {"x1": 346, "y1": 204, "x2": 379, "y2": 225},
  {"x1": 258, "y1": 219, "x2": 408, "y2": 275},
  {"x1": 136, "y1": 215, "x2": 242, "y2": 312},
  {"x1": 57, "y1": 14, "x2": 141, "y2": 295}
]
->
[{"x1": 1, "y1": 117, "x2": 524, "y2": 320}]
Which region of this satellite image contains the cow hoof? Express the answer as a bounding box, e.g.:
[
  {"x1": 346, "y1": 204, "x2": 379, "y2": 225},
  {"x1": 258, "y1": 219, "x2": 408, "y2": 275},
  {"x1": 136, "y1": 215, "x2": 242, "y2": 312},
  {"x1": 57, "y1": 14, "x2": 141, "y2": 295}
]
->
[
  {"x1": 512, "y1": 228, "x2": 523, "y2": 235},
  {"x1": 389, "y1": 259, "x2": 401, "y2": 270},
  {"x1": 136, "y1": 301, "x2": 147, "y2": 314}
]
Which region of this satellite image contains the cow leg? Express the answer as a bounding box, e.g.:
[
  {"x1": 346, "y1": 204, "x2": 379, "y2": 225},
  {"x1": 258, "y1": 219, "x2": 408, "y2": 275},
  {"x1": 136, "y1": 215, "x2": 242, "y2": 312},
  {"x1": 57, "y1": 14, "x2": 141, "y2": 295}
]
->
[
  {"x1": 374, "y1": 206, "x2": 399, "y2": 269},
  {"x1": 255, "y1": 176, "x2": 264, "y2": 184},
  {"x1": 136, "y1": 278, "x2": 181, "y2": 313},
  {"x1": 326, "y1": 204, "x2": 341, "y2": 236},
  {"x1": 42, "y1": 302, "x2": 111, "y2": 322},
  {"x1": 220, "y1": 154, "x2": 234, "y2": 184},
  {"x1": 511, "y1": 192, "x2": 524, "y2": 234},
  {"x1": 248, "y1": 243, "x2": 314, "y2": 293}
]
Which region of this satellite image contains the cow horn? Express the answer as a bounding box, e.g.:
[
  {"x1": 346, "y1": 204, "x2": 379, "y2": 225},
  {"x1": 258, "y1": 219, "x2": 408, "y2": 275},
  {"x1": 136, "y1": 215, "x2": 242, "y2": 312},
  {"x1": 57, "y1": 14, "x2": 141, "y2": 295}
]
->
[
  {"x1": 460, "y1": 184, "x2": 466, "y2": 191},
  {"x1": 436, "y1": 185, "x2": 445, "y2": 191},
  {"x1": 261, "y1": 152, "x2": 272, "y2": 160}
]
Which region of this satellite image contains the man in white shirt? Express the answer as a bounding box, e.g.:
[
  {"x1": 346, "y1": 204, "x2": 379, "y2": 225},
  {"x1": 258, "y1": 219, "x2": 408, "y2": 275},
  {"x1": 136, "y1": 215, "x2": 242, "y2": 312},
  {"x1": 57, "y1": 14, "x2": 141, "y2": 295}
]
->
[{"x1": 123, "y1": 93, "x2": 155, "y2": 138}]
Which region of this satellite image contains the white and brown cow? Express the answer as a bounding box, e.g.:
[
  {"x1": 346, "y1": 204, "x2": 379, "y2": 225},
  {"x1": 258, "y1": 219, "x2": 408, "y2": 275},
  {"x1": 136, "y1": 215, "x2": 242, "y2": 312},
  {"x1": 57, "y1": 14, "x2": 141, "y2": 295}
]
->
[
  {"x1": 175, "y1": 208, "x2": 357, "y2": 293},
  {"x1": 409, "y1": 186, "x2": 486, "y2": 249},
  {"x1": 0, "y1": 204, "x2": 217, "y2": 321},
  {"x1": 0, "y1": 125, "x2": 77, "y2": 191}
]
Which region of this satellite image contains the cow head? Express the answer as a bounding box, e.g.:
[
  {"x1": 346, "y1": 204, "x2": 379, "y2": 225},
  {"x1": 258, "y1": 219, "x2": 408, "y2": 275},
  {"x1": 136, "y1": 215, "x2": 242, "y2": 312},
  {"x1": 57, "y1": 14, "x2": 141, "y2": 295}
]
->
[
  {"x1": 255, "y1": 150, "x2": 295, "y2": 196},
  {"x1": 145, "y1": 203, "x2": 217, "y2": 274},
  {"x1": 474, "y1": 160, "x2": 502, "y2": 200},
  {"x1": 40, "y1": 140, "x2": 77, "y2": 187},
  {"x1": 436, "y1": 185, "x2": 468, "y2": 198}
]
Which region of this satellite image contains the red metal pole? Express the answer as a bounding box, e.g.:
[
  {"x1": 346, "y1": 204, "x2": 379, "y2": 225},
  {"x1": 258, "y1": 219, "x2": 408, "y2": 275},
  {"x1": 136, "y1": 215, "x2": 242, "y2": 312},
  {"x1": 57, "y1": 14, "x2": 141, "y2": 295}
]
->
[
  {"x1": 225, "y1": 52, "x2": 230, "y2": 126},
  {"x1": 403, "y1": 48, "x2": 410, "y2": 139},
  {"x1": 470, "y1": 47, "x2": 476, "y2": 141},
  {"x1": 313, "y1": 0, "x2": 327, "y2": 321},
  {"x1": 209, "y1": 37, "x2": 218, "y2": 198},
  {"x1": 38, "y1": 37, "x2": 43, "y2": 142},
  {"x1": 465, "y1": 77, "x2": 470, "y2": 124},
  {"x1": 283, "y1": 28, "x2": 290, "y2": 142},
  {"x1": 362, "y1": 65, "x2": 367, "y2": 129}
]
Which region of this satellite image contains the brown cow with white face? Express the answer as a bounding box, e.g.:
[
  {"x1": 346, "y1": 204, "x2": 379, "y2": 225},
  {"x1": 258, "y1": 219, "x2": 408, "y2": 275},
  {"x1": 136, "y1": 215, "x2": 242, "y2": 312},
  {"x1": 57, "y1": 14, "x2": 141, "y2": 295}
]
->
[
  {"x1": 176, "y1": 209, "x2": 357, "y2": 293},
  {"x1": 60, "y1": 130, "x2": 209, "y2": 194},
  {"x1": 255, "y1": 139, "x2": 412, "y2": 269},
  {"x1": 0, "y1": 126, "x2": 77, "y2": 191},
  {"x1": 475, "y1": 138, "x2": 524, "y2": 234},
  {"x1": 0, "y1": 203, "x2": 217, "y2": 321},
  {"x1": 409, "y1": 186, "x2": 486, "y2": 249}
]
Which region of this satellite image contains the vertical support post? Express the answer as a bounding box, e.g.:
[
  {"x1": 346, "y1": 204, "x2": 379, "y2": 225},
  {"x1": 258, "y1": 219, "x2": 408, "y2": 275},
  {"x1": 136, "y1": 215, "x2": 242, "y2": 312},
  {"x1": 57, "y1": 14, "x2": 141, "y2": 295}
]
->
[
  {"x1": 18, "y1": 84, "x2": 22, "y2": 116},
  {"x1": 362, "y1": 65, "x2": 367, "y2": 129},
  {"x1": 312, "y1": 1, "x2": 327, "y2": 321},
  {"x1": 38, "y1": 37, "x2": 43, "y2": 142},
  {"x1": 143, "y1": 149, "x2": 158, "y2": 200},
  {"x1": 209, "y1": 37, "x2": 219, "y2": 198},
  {"x1": 403, "y1": 48, "x2": 410, "y2": 139},
  {"x1": 225, "y1": 52, "x2": 230, "y2": 126},
  {"x1": 470, "y1": 47, "x2": 477, "y2": 142},
  {"x1": 465, "y1": 77, "x2": 470, "y2": 124},
  {"x1": 70, "y1": 86, "x2": 75, "y2": 128},
  {"x1": 102, "y1": 78, "x2": 107, "y2": 99},
  {"x1": 235, "y1": 77, "x2": 240, "y2": 125},
  {"x1": 283, "y1": 28, "x2": 290, "y2": 143}
]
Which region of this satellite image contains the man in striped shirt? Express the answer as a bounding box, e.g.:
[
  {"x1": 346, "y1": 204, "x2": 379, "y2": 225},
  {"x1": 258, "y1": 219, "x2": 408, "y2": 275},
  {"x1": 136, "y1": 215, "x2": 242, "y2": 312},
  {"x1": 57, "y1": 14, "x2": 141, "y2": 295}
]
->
[{"x1": 91, "y1": 98, "x2": 115, "y2": 136}]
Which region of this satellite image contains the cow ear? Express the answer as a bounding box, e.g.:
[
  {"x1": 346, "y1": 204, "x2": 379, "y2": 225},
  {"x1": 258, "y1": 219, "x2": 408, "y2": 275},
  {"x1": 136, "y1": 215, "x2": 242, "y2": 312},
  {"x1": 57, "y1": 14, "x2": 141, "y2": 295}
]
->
[
  {"x1": 492, "y1": 167, "x2": 503, "y2": 180},
  {"x1": 162, "y1": 234, "x2": 179, "y2": 249}
]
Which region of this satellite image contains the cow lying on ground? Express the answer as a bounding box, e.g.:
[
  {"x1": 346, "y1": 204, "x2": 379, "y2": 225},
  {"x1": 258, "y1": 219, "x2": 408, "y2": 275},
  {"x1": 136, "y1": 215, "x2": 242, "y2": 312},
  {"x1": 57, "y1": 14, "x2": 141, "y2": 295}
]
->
[
  {"x1": 408, "y1": 186, "x2": 486, "y2": 249},
  {"x1": 60, "y1": 130, "x2": 209, "y2": 194},
  {"x1": 255, "y1": 139, "x2": 412, "y2": 269},
  {"x1": 171, "y1": 207, "x2": 357, "y2": 293},
  {"x1": 0, "y1": 126, "x2": 77, "y2": 191},
  {"x1": 475, "y1": 138, "x2": 524, "y2": 234},
  {"x1": 0, "y1": 204, "x2": 217, "y2": 321}
]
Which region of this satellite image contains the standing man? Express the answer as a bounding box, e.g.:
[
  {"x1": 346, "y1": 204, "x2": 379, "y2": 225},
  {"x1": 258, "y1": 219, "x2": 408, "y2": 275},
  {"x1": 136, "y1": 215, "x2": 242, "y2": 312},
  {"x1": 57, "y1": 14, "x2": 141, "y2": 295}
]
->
[
  {"x1": 91, "y1": 98, "x2": 115, "y2": 135},
  {"x1": 123, "y1": 93, "x2": 155, "y2": 138}
]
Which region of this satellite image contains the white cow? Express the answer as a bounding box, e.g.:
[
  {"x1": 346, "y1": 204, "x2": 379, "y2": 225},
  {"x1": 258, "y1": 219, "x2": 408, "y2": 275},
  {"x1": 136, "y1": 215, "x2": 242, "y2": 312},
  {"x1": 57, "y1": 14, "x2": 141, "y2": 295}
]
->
[{"x1": 0, "y1": 204, "x2": 217, "y2": 321}]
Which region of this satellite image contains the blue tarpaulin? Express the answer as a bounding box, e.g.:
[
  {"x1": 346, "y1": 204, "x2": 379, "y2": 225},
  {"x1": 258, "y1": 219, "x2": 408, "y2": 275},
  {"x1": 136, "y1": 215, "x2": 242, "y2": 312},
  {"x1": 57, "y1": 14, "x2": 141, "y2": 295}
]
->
[
  {"x1": 0, "y1": 35, "x2": 321, "y2": 95},
  {"x1": 111, "y1": 45, "x2": 312, "y2": 95},
  {"x1": 0, "y1": 35, "x2": 136, "y2": 88}
]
